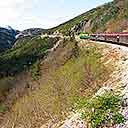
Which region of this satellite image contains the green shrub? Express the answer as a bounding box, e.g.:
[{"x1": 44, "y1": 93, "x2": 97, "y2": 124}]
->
[
  {"x1": 0, "y1": 103, "x2": 6, "y2": 113},
  {"x1": 30, "y1": 60, "x2": 41, "y2": 80},
  {"x1": 50, "y1": 1, "x2": 115, "y2": 34},
  {"x1": 74, "y1": 92, "x2": 124, "y2": 128}
]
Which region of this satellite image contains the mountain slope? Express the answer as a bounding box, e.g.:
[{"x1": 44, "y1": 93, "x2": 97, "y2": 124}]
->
[
  {"x1": 16, "y1": 28, "x2": 46, "y2": 39},
  {"x1": 0, "y1": 26, "x2": 46, "y2": 52},
  {"x1": 0, "y1": 0, "x2": 128, "y2": 127},
  {"x1": 0, "y1": 38, "x2": 112, "y2": 128},
  {"x1": 0, "y1": 36, "x2": 59, "y2": 76},
  {"x1": 0, "y1": 26, "x2": 17, "y2": 52},
  {"x1": 49, "y1": 0, "x2": 128, "y2": 35}
]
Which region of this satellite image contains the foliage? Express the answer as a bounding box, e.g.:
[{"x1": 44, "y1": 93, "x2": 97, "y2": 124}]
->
[
  {"x1": 74, "y1": 92, "x2": 125, "y2": 128},
  {"x1": 48, "y1": 0, "x2": 128, "y2": 34},
  {"x1": 1, "y1": 41, "x2": 112, "y2": 127},
  {"x1": 91, "y1": 4, "x2": 119, "y2": 32},
  {"x1": 0, "y1": 103, "x2": 6, "y2": 113},
  {"x1": 49, "y1": 1, "x2": 117, "y2": 34},
  {"x1": 0, "y1": 36, "x2": 59, "y2": 77},
  {"x1": 49, "y1": 6, "x2": 95, "y2": 34},
  {"x1": 30, "y1": 60, "x2": 41, "y2": 80}
]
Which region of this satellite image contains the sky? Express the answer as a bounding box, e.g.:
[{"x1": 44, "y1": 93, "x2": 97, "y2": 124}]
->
[{"x1": 0, "y1": 0, "x2": 112, "y2": 30}]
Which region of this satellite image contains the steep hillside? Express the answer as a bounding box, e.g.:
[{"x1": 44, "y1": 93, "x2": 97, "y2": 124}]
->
[
  {"x1": 0, "y1": 36, "x2": 59, "y2": 77},
  {"x1": 0, "y1": 38, "x2": 112, "y2": 128},
  {"x1": 0, "y1": 26, "x2": 46, "y2": 52},
  {"x1": 0, "y1": 36, "x2": 60, "y2": 99},
  {"x1": 49, "y1": 0, "x2": 128, "y2": 35}
]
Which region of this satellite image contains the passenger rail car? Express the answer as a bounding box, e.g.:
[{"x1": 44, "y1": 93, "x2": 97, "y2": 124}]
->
[{"x1": 90, "y1": 33, "x2": 128, "y2": 45}]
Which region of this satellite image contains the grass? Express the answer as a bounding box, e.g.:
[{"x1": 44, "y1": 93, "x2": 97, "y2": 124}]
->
[
  {"x1": 30, "y1": 60, "x2": 41, "y2": 81},
  {"x1": 74, "y1": 92, "x2": 124, "y2": 128},
  {"x1": 0, "y1": 36, "x2": 60, "y2": 107},
  {"x1": 0, "y1": 103, "x2": 6, "y2": 113},
  {"x1": 1, "y1": 40, "x2": 113, "y2": 127},
  {"x1": 0, "y1": 76, "x2": 15, "y2": 100}
]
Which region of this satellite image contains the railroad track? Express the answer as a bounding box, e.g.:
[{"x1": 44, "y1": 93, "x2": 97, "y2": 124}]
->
[{"x1": 90, "y1": 38, "x2": 128, "y2": 47}]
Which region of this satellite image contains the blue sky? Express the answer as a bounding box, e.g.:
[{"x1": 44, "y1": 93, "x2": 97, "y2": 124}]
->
[{"x1": 0, "y1": 0, "x2": 112, "y2": 30}]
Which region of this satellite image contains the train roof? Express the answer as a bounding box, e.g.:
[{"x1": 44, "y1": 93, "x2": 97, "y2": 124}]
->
[{"x1": 91, "y1": 32, "x2": 128, "y2": 37}]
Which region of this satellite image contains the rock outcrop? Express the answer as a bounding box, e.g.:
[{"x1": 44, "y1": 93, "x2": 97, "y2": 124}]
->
[{"x1": 16, "y1": 28, "x2": 46, "y2": 39}]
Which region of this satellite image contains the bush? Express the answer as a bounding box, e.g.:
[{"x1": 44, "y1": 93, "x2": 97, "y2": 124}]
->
[
  {"x1": 74, "y1": 92, "x2": 125, "y2": 128},
  {"x1": 0, "y1": 103, "x2": 6, "y2": 113},
  {"x1": 30, "y1": 60, "x2": 41, "y2": 80}
]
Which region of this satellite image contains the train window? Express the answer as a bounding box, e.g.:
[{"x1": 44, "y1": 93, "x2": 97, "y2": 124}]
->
[
  {"x1": 117, "y1": 36, "x2": 120, "y2": 42},
  {"x1": 117, "y1": 36, "x2": 119, "y2": 39}
]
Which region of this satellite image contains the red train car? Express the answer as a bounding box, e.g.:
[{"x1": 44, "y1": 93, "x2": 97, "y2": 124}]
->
[{"x1": 90, "y1": 32, "x2": 128, "y2": 44}]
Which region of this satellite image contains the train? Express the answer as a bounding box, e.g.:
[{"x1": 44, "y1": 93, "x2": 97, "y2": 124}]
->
[{"x1": 80, "y1": 32, "x2": 128, "y2": 45}]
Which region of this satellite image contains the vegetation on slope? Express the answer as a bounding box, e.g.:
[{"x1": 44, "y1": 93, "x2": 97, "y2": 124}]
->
[
  {"x1": 0, "y1": 36, "x2": 59, "y2": 103},
  {"x1": 0, "y1": 39, "x2": 112, "y2": 128},
  {"x1": 49, "y1": 0, "x2": 128, "y2": 34},
  {"x1": 74, "y1": 92, "x2": 124, "y2": 128},
  {"x1": 0, "y1": 36, "x2": 59, "y2": 77}
]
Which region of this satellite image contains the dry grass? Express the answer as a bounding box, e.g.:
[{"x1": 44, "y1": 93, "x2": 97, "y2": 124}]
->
[{"x1": 0, "y1": 39, "x2": 113, "y2": 128}]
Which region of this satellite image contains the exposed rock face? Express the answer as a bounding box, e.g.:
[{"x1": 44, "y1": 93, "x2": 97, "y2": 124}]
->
[
  {"x1": 70, "y1": 20, "x2": 93, "y2": 34},
  {"x1": 71, "y1": 20, "x2": 88, "y2": 33},
  {"x1": 22, "y1": 28, "x2": 45, "y2": 35},
  {"x1": 16, "y1": 28, "x2": 46, "y2": 39},
  {"x1": 0, "y1": 26, "x2": 17, "y2": 52}
]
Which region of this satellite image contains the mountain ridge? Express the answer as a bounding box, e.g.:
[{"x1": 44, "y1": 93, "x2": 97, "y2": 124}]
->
[{"x1": 49, "y1": 0, "x2": 128, "y2": 35}]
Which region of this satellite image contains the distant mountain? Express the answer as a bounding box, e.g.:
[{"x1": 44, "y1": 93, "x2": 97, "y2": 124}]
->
[
  {"x1": 0, "y1": 27, "x2": 46, "y2": 52},
  {"x1": 16, "y1": 28, "x2": 46, "y2": 39},
  {"x1": 0, "y1": 26, "x2": 17, "y2": 52}
]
